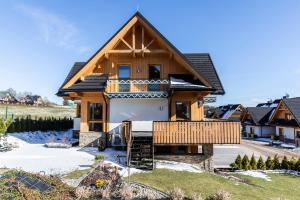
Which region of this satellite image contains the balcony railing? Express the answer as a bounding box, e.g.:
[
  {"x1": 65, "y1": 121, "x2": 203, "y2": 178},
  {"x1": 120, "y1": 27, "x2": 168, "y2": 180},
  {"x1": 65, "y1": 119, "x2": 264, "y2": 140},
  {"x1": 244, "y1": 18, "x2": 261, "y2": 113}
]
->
[
  {"x1": 153, "y1": 121, "x2": 241, "y2": 144},
  {"x1": 106, "y1": 79, "x2": 169, "y2": 93}
]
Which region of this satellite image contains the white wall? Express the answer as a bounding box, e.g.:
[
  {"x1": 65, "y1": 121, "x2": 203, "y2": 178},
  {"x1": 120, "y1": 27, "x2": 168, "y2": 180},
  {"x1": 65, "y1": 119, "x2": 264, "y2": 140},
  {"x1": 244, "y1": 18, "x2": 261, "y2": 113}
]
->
[
  {"x1": 246, "y1": 125, "x2": 275, "y2": 137},
  {"x1": 109, "y1": 98, "x2": 168, "y2": 131},
  {"x1": 73, "y1": 117, "x2": 81, "y2": 131},
  {"x1": 276, "y1": 126, "x2": 295, "y2": 140}
]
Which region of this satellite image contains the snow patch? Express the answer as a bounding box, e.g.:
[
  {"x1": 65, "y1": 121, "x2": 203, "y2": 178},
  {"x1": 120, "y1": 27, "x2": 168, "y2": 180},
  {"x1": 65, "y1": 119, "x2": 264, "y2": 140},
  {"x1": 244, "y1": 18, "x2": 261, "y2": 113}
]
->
[
  {"x1": 155, "y1": 160, "x2": 202, "y2": 173},
  {"x1": 236, "y1": 170, "x2": 271, "y2": 181}
]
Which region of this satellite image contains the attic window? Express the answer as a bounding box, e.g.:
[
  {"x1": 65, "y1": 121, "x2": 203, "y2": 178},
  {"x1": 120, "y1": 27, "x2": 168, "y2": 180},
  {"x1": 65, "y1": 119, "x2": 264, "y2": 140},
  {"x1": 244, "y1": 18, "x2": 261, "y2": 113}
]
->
[{"x1": 285, "y1": 113, "x2": 292, "y2": 120}]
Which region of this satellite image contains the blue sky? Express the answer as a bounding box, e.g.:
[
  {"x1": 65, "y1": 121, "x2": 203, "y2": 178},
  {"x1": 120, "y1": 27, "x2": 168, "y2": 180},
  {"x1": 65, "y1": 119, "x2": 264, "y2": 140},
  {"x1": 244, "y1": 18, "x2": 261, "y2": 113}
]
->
[{"x1": 0, "y1": 0, "x2": 300, "y2": 106}]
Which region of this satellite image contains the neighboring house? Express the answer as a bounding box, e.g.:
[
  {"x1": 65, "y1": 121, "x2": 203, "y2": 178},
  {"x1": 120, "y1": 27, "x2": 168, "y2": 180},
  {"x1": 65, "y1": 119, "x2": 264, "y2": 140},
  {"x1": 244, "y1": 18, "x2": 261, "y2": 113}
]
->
[
  {"x1": 57, "y1": 12, "x2": 240, "y2": 170},
  {"x1": 19, "y1": 95, "x2": 44, "y2": 106},
  {"x1": 242, "y1": 107, "x2": 276, "y2": 137},
  {"x1": 270, "y1": 97, "x2": 300, "y2": 146},
  {"x1": 0, "y1": 93, "x2": 19, "y2": 104},
  {"x1": 206, "y1": 104, "x2": 245, "y2": 121}
]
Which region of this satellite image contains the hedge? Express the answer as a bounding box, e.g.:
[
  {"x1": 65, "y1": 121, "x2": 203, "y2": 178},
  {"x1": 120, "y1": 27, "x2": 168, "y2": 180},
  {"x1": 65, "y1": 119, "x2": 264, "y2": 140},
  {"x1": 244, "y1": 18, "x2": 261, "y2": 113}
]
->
[{"x1": 6, "y1": 116, "x2": 73, "y2": 133}]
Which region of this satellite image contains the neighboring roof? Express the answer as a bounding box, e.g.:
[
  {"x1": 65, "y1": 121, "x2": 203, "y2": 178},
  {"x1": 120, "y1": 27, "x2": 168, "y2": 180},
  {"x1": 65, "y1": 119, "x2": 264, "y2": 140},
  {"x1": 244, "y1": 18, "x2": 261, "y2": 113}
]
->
[
  {"x1": 169, "y1": 74, "x2": 210, "y2": 91},
  {"x1": 282, "y1": 97, "x2": 300, "y2": 126},
  {"x1": 57, "y1": 74, "x2": 108, "y2": 96},
  {"x1": 245, "y1": 107, "x2": 275, "y2": 125},
  {"x1": 257, "y1": 98, "x2": 281, "y2": 108},
  {"x1": 184, "y1": 54, "x2": 225, "y2": 95},
  {"x1": 58, "y1": 12, "x2": 225, "y2": 95}
]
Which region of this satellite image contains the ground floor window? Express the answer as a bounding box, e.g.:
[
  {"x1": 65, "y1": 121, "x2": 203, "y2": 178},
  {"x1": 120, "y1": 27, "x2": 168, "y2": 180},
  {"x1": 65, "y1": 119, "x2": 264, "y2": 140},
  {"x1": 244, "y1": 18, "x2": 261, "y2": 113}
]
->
[
  {"x1": 176, "y1": 101, "x2": 190, "y2": 121},
  {"x1": 279, "y1": 127, "x2": 284, "y2": 137},
  {"x1": 88, "y1": 103, "x2": 103, "y2": 132}
]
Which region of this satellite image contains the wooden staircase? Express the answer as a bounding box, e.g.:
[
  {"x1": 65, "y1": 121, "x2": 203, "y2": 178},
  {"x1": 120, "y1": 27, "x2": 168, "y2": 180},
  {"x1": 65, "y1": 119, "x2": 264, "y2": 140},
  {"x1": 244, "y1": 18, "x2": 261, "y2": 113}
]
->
[{"x1": 129, "y1": 134, "x2": 153, "y2": 169}]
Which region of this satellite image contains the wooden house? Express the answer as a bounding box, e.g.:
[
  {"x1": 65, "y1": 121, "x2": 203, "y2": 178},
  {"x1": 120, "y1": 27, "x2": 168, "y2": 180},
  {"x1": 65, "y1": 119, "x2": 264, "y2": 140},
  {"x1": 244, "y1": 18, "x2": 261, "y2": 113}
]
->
[
  {"x1": 207, "y1": 104, "x2": 245, "y2": 122},
  {"x1": 270, "y1": 97, "x2": 300, "y2": 146},
  {"x1": 242, "y1": 107, "x2": 276, "y2": 137},
  {"x1": 57, "y1": 12, "x2": 240, "y2": 170}
]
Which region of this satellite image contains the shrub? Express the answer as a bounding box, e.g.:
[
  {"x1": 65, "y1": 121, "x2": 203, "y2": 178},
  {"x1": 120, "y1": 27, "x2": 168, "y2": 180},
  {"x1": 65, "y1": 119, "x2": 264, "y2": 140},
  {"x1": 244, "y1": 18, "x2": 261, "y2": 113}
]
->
[
  {"x1": 98, "y1": 140, "x2": 106, "y2": 151},
  {"x1": 281, "y1": 156, "x2": 290, "y2": 170},
  {"x1": 100, "y1": 188, "x2": 112, "y2": 200},
  {"x1": 265, "y1": 156, "x2": 274, "y2": 170},
  {"x1": 190, "y1": 192, "x2": 203, "y2": 200},
  {"x1": 120, "y1": 183, "x2": 133, "y2": 200},
  {"x1": 206, "y1": 190, "x2": 231, "y2": 200},
  {"x1": 75, "y1": 186, "x2": 94, "y2": 199},
  {"x1": 289, "y1": 157, "x2": 297, "y2": 170},
  {"x1": 250, "y1": 154, "x2": 257, "y2": 170},
  {"x1": 168, "y1": 187, "x2": 185, "y2": 200},
  {"x1": 295, "y1": 158, "x2": 300, "y2": 171},
  {"x1": 234, "y1": 154, "x2": 242, "y2": 169},
  {"x1": 257, "y1": 156, "x2": 266, "y2": 170},
  {"x1": 242, "y1": 155, "x2": 251, "y2": 170},
  {"x1": 95, "y1": 154, "x2": 105, "y2": 161},
  {"x1": 273, "y1": 155, "x2": 281, "y2": 169}
]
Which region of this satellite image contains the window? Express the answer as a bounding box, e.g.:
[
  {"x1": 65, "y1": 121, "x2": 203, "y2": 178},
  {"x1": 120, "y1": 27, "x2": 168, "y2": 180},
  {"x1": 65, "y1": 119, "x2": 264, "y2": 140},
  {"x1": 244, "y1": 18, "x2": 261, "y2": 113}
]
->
[
  {"x1": 285, "y1": 113, "x2": 292, "y2": 120},
  {"x1": 76, "y1": 103, "x2": 81, "y2": 118},
  {"x1": 176, "y1": 101, "x2": 190, "y2": 121},
  {"x1": 296, "y1": 131, "x2": 300, "y2": 139},
  {"x1": 279, "y1": 128, "x2": 284, "y2": 137},
  {"x1": 88, "y1": 103, "x2": 103, "y2": 132},
  {"x1": 148, "y1": 65, "x2": 161, "y2": 91},
  {"x1": 118, "y1": 65, "x2": 130, "y2": 92}
]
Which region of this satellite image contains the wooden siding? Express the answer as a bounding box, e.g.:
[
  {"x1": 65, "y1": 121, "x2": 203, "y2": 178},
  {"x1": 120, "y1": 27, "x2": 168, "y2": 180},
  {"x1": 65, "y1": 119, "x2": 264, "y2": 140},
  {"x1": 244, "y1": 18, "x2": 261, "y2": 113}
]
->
[{"x1": 153, "y1": 121, "x2": 241, "y2": 144}]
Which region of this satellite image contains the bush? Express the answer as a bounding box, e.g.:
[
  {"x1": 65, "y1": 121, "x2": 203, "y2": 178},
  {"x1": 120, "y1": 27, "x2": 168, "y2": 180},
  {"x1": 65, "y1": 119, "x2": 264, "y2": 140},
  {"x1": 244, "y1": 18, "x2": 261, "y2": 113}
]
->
[
  {"x1": 289, "y1": 157, "x2": 297, "y2": 170},
  {"x1": 95, "y1": 154, "x2": 105, "y2": 161},
  {"x1": 257, "y1": 156, "x2": 266, "y2": 170},
  {"x1": 168, "y1": 187, "x2": 185, "y2": 200},
  {"x1": 281, "y1": 156, "x2": 290, "y2": 170},
  {"x1": 120, "y1": 183, "x2": 133, "y2": 200},
  {"x1": 242, "y1": 155, "x2": 251, "y2": 170},
  {"x1": 206, "y1": 190, "x2": 231, "y2": 200},
  {"x1": 273, "y1": 155, "x2": 281, "y2": 169},
  {"x1": 98, "y1": 140, "x2": 106, "y2": 151},
  {"x1": 265, "y1": 156, "x2": 274, "y2": 170},
  {"x1": 189, "y1": 192, "x2": 203, "y2": 200},
  {"x1": 234, "y1": 154, "x2": 242, "y2": 169},
  {"x1": 295, "y1": 158, "x2": 300, "y2": 172},
  {"x1": 250, "y1": 154, "x2": 257, "y2": 170}
]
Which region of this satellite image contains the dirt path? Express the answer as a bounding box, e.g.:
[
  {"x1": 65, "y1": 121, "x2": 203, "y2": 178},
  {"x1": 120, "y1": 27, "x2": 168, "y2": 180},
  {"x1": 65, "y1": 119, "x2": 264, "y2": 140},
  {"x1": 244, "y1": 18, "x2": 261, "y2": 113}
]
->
[{"x1": 242, "y1": 140, "x2": 300, "y2": 159}]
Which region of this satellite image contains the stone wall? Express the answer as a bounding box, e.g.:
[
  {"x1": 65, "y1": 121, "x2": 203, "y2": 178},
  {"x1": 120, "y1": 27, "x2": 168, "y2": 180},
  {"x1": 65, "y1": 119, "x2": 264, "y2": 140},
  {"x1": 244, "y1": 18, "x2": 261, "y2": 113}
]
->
[
  {"x1": 154, "y1": 144, "x2": 214, "y2": 171},
  {"x1": 79, "y1": 132, "x2": 106, "y2": 147}
]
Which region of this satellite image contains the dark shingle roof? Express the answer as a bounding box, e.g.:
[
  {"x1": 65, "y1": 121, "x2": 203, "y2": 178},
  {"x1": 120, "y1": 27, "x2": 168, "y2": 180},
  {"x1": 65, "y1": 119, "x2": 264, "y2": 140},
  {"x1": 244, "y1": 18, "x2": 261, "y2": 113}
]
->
[
  {"x1": 246, "y1": 107, "x2": 275, "y2": 125},
  {"x1": 184, "y1": 54, "x2": 225, "y2": 95},
  {"x1": 283, "y1": 97, "x2": 300, "y2": 126},
  {"x1": 57, "y1": 74, "x2": 108, "y2": 96}
]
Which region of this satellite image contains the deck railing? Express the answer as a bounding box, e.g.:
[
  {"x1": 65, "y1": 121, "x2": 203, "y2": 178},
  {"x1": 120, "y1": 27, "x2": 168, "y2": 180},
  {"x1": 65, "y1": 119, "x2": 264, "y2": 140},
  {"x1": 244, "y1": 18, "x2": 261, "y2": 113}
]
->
[
  {"x1": 106, "y1": 79, "x2": 169, "y2": 93},
  {"x1": 153, "y1": 121, "x2": 241, "y2": 144}
]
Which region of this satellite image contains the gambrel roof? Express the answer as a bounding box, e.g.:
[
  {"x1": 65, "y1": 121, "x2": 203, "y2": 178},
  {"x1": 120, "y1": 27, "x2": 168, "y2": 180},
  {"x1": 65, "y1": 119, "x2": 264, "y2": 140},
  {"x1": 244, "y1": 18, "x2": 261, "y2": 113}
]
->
[{"x1": 57, "y1": 12, "x2": 224, "y2": 95}]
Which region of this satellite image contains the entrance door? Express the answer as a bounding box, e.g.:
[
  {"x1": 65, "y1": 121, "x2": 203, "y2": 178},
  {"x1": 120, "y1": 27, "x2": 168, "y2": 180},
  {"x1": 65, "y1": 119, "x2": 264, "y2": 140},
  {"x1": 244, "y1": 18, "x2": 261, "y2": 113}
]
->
[{"x1": 279, "y1": 127, "x2": 285, "y2": 142}]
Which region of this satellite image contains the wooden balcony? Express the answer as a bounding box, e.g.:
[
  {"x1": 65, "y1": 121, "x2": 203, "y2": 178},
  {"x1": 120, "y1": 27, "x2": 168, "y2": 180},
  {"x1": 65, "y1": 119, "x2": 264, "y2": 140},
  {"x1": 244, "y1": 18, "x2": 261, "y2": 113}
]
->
[
  {"x1": 106, "y1": 79, "x2": 169, "y2": 93},
  {"x1": 153, "y1": 121, "x2": 241, "y2": 145}
]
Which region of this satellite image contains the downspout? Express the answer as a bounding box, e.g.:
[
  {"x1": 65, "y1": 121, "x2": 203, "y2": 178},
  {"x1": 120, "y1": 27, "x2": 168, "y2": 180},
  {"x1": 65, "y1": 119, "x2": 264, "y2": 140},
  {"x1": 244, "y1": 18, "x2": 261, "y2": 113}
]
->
[{"x1": 102, "y1": 92, "x2": 109, "y2": 147}]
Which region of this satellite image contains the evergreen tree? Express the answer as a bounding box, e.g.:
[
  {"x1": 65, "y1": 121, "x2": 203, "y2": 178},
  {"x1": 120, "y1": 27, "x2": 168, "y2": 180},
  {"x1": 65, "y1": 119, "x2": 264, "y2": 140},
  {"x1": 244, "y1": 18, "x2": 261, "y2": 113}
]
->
[
  {"x1": 295, "y1": 159, "x2": 300, "y2": 172},
  {"x1": 273, "y1": 154, "x2": 281, "y2": 169},
  {"x1": 265, "y1": 156, "x2": 274, "y2": 170},
  {"x1": 289, "y1": 157, "x2": 297, "y2": 170},
  {"x1": 281, "y1": 156, "x2": 290, "y2": 170},
  {"x1": 234, "y1": 154, "x2": 242, "y2": 169},
  {"x1": 257, "y1": 156, "x2": 266, "y2": 170},
  {"x1": 242, "y1": 155, "x2": 251, "y2": 170},
  {"x1": 250, "y1": 154, "x2": 257, "y2": 170}
]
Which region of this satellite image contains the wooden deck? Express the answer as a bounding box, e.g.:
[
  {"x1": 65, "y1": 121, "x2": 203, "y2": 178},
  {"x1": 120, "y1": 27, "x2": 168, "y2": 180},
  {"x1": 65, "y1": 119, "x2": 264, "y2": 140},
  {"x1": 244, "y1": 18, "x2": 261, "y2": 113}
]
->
[{"x1": 153, "y1": 121, "x2": 241, "y2": 145}]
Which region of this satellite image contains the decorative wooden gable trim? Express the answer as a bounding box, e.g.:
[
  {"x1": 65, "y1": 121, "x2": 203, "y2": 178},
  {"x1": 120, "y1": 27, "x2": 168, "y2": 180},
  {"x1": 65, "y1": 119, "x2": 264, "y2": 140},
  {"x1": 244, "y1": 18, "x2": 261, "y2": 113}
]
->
[
  {"x1": 270, "y1": 100, "x2": 300, "y2": 126},
  {"x1": 62, "y1": 12, "x2": 212, "y2": 90}
]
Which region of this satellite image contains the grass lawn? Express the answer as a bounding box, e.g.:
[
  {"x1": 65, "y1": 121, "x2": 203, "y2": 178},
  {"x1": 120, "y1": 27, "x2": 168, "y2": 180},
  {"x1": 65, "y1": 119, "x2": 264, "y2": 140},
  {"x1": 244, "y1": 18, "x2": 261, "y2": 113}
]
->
[
  {"x1": 0, "y1": 104, "x2": 75, "y2": 118},
  {"x1": 130, "y1": 169, "x2": 300, "y2": 200}
]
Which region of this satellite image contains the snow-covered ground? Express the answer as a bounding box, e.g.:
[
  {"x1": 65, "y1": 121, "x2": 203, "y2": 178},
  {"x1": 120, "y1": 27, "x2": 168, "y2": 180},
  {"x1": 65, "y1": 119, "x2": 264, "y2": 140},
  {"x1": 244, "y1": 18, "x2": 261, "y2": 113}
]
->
[
  {"x1": 0, "y1": 131, "x2": 203, "y2": 177},
  {"x1": 0, "y1": 131, "x2": 94, "y2": 175},
  {"x1": 236, "y1": 170, "x2": 271, "y2": 181}
]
